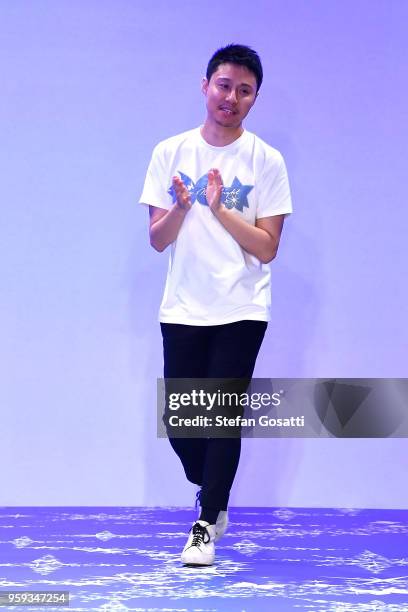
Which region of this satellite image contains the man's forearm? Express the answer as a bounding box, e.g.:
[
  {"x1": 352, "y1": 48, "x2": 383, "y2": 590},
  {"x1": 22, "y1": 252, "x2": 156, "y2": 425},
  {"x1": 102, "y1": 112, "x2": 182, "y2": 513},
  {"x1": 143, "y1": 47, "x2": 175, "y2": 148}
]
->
[
  {"x1": 150, "y1": 204, "x2": 189, "y2": 252},
  {"x1": 212, "y1": 207, "x2": 279, "y2": 263}
]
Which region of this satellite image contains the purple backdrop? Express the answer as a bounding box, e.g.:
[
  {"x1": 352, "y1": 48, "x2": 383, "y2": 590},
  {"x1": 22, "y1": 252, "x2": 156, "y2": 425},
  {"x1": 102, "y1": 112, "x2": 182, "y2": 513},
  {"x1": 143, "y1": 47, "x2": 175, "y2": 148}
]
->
[{"x1": 1, "y1": 0, "x2": 407, "y2": 508}]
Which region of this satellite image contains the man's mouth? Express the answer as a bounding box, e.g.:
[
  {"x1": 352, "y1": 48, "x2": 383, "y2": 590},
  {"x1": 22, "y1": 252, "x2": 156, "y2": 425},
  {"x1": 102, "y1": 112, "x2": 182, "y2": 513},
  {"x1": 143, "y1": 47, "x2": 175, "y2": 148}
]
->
[{"x1": 219, "y1": 106, "x2": 237, "y2": 115}]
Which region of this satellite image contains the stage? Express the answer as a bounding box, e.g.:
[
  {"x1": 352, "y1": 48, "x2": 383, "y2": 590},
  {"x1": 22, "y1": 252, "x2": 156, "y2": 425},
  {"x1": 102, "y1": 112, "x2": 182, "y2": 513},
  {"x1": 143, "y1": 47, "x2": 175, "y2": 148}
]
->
[{"x1": 1, "y1": 506, "x2": 407, "y2": 611}]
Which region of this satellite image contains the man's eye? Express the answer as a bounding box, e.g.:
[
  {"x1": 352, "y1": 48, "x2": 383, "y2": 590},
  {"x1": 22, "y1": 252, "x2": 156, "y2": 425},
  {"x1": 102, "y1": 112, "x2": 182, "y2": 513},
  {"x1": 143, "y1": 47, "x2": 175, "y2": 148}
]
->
[
  {"x1": 241, "y1": 89, "x2": 250, "y2": 95},
  {"x1": 219, "y1": 84, "x2": 228, "y2": 89}
]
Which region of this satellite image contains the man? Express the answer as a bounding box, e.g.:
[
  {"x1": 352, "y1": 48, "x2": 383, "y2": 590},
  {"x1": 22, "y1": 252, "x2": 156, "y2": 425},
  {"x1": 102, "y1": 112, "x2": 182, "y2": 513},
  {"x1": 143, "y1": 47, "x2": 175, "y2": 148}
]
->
[{"x1": 139, "y1": 44, "x2": 292, "y2": 566}]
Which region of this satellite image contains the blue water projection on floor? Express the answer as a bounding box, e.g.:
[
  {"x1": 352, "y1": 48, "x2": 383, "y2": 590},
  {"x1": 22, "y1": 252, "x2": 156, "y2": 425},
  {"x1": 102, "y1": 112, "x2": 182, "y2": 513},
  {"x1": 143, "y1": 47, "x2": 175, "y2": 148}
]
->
[{"x1": 1, "y1": 507, "x2": 408, "y2": 611}]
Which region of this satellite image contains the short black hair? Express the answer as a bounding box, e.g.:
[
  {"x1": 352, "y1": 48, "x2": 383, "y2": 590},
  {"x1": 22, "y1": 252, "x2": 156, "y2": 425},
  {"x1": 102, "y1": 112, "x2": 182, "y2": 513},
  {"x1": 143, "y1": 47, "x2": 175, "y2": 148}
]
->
[{"x1": 206, "y1": 44, "x2": 263, "y2": 92}]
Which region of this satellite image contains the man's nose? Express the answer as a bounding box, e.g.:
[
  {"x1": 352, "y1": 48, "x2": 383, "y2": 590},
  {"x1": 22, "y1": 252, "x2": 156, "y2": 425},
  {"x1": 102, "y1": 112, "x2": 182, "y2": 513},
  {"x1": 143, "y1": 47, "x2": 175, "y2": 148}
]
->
[{"x1": 226, "y1": 89, "x2": 238, "y2": 103}]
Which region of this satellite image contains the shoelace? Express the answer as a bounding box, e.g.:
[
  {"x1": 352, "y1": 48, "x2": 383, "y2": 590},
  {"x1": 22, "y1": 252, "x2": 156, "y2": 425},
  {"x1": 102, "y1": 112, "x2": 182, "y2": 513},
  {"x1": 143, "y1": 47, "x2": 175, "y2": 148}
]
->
[
  {"x1": 190, "y1": 522, "x2": 210, "y2": 547},
  {"x1": 195, "y1": 489, "x2": 201, "y2": 510}
]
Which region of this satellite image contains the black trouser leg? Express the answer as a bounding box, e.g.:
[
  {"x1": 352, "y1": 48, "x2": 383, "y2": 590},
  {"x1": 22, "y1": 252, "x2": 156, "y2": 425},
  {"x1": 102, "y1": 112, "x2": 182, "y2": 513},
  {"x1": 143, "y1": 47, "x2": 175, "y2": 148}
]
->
[
  {"x1": 161, "y1": 323, "x2": 210, "y2": 486},
  {"x1": 161, "y1": 320, "x2": 267, "y2": 513},
  {"x1": 199, "y1": 321, "x2": 267, "y2": 512}
]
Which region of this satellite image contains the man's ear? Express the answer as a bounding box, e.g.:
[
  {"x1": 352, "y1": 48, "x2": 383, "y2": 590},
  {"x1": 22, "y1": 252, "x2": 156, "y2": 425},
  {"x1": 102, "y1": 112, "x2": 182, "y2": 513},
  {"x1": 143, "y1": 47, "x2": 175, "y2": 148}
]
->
[
  {"x1": 251, "y1": 90, "x2": 259, "y2": 108},
  {"x1": 201, "y1": 77, "x2": 209, "y2": 95}
]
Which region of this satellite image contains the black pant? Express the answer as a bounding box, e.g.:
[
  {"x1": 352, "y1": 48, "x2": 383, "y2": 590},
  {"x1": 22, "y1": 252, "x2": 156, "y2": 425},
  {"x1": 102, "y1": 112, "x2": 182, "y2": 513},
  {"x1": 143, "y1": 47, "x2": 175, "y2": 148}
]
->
[{"x1": 161, "y1": 320, "x2": 267, "y2": 512}]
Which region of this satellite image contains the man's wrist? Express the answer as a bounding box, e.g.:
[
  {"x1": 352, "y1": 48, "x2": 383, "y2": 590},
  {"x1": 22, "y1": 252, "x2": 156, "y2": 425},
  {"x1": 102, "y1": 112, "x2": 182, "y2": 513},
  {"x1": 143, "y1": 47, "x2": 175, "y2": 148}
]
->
[
  {"x1": 211, "y1": 203, "x2": 227, "y2": 220},
  {"x1": 173, "y1": 202, "x2": 190, "y2": 216}
]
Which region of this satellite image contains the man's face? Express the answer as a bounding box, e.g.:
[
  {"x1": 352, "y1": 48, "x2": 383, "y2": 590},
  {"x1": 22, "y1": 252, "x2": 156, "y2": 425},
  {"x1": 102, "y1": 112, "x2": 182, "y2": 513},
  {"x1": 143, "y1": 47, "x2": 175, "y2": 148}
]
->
[{"x1": 202, "y1": 62, "x2": 258, "y2": 129}]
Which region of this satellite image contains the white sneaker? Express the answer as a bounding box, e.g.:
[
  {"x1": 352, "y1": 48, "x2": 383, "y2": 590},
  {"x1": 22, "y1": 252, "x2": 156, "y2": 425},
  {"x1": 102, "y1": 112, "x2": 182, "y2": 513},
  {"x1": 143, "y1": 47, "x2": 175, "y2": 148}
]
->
[
  {"x1": 181, "y1": 520, "x2": 216, "y2": 566},
  {"x1": 215, "y1": 511, "x2": 229, "y2": 542}
]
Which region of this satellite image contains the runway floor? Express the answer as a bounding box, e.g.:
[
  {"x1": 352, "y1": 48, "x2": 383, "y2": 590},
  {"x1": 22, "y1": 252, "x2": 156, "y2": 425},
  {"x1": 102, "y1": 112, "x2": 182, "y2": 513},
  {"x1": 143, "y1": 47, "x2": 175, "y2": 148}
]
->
[{"x1": 0, "y1": 506, "x2": 407, "y2": 611}]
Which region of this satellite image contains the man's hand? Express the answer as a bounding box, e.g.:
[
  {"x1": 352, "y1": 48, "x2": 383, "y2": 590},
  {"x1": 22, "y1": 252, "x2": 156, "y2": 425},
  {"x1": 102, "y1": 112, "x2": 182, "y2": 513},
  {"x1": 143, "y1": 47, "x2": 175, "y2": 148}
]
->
[
  {"x1": 206, "y1": 168, "x2": 224, "y2": 212},
  {"x1": 172, "y1": 176, "x2": 192, "y2": 211}
]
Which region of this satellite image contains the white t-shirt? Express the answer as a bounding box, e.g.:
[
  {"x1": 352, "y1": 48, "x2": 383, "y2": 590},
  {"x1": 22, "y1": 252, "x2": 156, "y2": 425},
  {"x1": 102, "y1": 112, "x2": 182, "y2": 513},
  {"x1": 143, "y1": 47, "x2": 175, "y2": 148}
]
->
[{"x1": 139, "y1": 127, "x2": 292, "y2": 325}]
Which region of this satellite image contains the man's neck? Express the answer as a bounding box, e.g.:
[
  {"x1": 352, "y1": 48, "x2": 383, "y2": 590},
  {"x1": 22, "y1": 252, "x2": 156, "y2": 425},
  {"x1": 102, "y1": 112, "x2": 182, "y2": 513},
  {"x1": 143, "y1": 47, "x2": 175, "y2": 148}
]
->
[{"x1": 200, "y1": 120, "x2": 244, "y2": 147}]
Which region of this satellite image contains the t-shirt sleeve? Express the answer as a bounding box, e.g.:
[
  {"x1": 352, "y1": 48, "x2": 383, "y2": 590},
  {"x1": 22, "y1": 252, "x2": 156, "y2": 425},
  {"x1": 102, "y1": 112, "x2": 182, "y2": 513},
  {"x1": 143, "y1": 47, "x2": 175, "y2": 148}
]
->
[
  {"x1": 139, "y1": 144, "x2": 172, "y2": 210},
  {"x1": 256, "y1": 152, "x2": 293, "y2": 219}
]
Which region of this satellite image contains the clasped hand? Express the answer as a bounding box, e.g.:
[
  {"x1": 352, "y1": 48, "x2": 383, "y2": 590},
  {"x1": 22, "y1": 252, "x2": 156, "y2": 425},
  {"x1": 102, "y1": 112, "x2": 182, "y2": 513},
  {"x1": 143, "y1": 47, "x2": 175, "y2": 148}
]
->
[{"x1": 172, "y1": 168, "x2": 223, "y2": 213}]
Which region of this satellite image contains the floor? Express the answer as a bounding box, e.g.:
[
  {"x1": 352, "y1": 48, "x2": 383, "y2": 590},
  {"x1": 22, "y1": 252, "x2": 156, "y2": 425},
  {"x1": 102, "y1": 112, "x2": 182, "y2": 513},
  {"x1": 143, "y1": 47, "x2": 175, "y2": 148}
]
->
[{"x1": 1, "y1": 506, "x2": 407, "y2": 611}]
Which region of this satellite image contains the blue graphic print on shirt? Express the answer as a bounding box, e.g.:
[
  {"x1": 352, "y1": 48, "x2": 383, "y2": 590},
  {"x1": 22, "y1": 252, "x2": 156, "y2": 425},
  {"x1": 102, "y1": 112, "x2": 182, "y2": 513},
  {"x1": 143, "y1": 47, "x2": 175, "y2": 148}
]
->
[{"x1": 167, "y1": 172, "x2": 254, "y2": 213}]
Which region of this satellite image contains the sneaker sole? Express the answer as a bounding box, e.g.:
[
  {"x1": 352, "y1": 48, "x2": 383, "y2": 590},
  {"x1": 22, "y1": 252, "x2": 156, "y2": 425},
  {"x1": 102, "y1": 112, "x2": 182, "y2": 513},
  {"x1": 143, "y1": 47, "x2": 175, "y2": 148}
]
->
[{"x1": 182, "y1": 561, "x2": 214, "y2": 566}]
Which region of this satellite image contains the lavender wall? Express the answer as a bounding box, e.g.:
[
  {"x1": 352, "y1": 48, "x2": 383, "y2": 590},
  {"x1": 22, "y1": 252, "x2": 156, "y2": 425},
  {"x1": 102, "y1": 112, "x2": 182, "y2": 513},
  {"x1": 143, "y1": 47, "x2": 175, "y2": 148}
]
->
[{"x1": 1, "y1": 0, "x2": 407, "y2": 508}]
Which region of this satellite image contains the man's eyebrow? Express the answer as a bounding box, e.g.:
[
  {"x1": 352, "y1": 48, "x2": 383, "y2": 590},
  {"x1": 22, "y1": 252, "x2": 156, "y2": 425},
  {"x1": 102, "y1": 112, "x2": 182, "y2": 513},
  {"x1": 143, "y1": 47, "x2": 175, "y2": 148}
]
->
[{"x1": 215, "y1": 77, "x2": 254, "y2": 88}]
